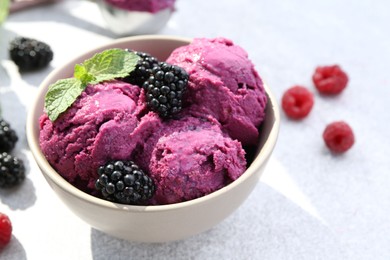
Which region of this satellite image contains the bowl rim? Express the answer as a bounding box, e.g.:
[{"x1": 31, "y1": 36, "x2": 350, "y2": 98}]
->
[{"x1": 26, "y1": 35, "x2": 280, "y2": 213}]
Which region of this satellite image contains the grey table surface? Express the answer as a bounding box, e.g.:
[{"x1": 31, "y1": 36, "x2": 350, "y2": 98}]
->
[{"x1": 1, "y1": 0, "x2": 390, "y2": 259}]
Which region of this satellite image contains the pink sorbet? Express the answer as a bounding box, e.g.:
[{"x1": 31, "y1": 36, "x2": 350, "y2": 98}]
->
[
  {"x1": 39, "y1": 80, "x2": 143, "y2": 193},
  {"x1": 167, "y1": 37, "x2": 268, "y2": 146},
  {"x1": 129, "y1": 113, "x2": 246, "y2": 204},
  {"x1": 104, "y1": 0, "x2": 176, "y2": 13},
  {"x1": 39, "y1": 37, "x2": 266, "y2": 205},
  {"x1": 39, "y1": 81, "x2": 247, "y2": 203},
  {"x1": 148, "y1": 127, "x2": 246, "y2": 205}
]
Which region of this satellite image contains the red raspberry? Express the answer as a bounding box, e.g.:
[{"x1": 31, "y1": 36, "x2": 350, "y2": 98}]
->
[
  {"x1": 312, "y1": 65, "x2": 348, "y2": 95},
  {"x1": 0, "y1": 212, "x2": 12, "y2": 248},
  {"x1": 323, "y1": 121, "x2": 355, "y2": 153},
  {"x1": 281, "y1": 85, "x2": 314, "y2": 119}
]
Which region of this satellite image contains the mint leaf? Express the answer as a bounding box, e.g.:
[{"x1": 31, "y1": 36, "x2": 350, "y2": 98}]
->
[
  {"x1": 74, "y1": 64, "x2": 95, "y2": 85},
  {"x1": 0, "y1": 0, "x2": 9, "y2": 25},
  {"x1": 44, "y1": 48, "x2": 140, "y2": 122},
  {"x1": 44, "y1": 78, "x2": 86, "y2": 121},
  {"x1": 80, "y1": 48, "x2": 139, "y2": 84}
]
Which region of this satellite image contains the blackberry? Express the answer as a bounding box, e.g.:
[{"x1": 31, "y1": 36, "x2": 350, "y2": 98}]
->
[
  {"x1": 95, "y1": 160, "x2": 155, "y2": 205},
  {"x1": 9, "y1": 37, "x2": 53, "y2": 71},
  {"x1": 0, "y1": 152, "x2": 25, "y2": 188},
  {"x1": 143, "y1": 62, "x2": 189, "y2": 118},
  {"x1": 123, "y1": 51, "x2": 159, "y2": 87},
  {"x1": 0, "y1": 118, "x2": 18, "y2": 153}
]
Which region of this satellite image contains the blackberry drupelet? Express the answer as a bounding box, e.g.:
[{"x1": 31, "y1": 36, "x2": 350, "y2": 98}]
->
[
  {"x1": 123, "y1": 51, "x2": 159, "y2": 87},
  {"x1": 143, "y1": 61, "x2": 189, "y2": 118},
  {"x1": 95, "y1": 160, "x2": 155, "y2": 205},
  {"x1": 9, "y1": 37, "x2": 53, "y2": 71},
  {"x1": 0, "y1": 118, "x2": 18, "y2": 153},
  {"x1": 0, "y1": 152, "x2": 25, "y2": 188}
]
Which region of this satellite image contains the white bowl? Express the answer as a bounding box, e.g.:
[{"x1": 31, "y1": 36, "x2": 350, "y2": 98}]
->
[{"x1": 26, "y1": 35, "x2": 280, "y2": 243}]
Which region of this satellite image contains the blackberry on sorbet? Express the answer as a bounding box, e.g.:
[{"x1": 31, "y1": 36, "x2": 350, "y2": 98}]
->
[
  {"x1": 143, "y1": 61, "x2": 189, "y2": 118},
  {"x1": 95, "y1": 160, "x2": 155, "y2": 205},
  {"x1": 0, "y1": 118, "x2": 18, "y2": 153},
  {"x1": 0, "y1": 152, "x2": 25, "y2": 188},
  {"x1": 9, "y1": 37, "x2": 53, "y2": 71},
  {"x1": 123, "y1": 51, "x2": 160, "y2": 87}
]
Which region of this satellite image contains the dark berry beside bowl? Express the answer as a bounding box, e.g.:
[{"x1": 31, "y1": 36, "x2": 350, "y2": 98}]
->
[
  {"x1": 0, "y1": 152, "x2": 25, "y2": 188},
  {"x1": 0, "y1": 118, "x2": 18, "y2": 153},
  {"x1": 9, "y1": 37, "x2": 53, "y2": 71}
]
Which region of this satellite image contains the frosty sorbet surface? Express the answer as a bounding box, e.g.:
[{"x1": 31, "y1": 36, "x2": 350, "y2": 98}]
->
[
  {"x1": 39, "y1": 37, "x2": 267, "y2": 205},
  {"x1": 167, "y1": 38, "x2": 268, "y2": 146}
]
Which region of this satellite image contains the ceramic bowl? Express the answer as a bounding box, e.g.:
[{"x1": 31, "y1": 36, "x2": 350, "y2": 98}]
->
[{"x1": 26, "y1": 35, "x2": 280, "y2": 243}]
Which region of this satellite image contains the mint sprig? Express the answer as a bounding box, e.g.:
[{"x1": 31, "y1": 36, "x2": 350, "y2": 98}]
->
[
  {"x1": 0, "y1": 0, "x2": 9, "y2": 25},
  {"x1": 44, "y1": 48, "x2": 140, "y2": 121},
  {"x1": 45, "y1": 78, "x2": 85, "y2": 121}
]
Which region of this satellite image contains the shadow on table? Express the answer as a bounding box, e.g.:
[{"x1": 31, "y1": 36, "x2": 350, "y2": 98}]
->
[
  {"x1": 0, "y1": 235, "x2": 27, "y2": 260},
  {"x1": 0, "y1": 88, "x2": 37, "y2": 210},
  {"x1": 0, "y1": 60, "x2": 55, "y2": 90},
  {"x1": 89, "y1": 184, "x2": 348, "y2": 260},
  {"x1": 0, "y1": 63, "x2": 11, "y2": 87},
  {"x1": 0, "y1": 27, "x2": 16, "y2": 88},
  {"x1": 17, "y1": 65, "x2": 55, "y2": 87},
  {"x1": 0, "y1": 178, "x2": 36, "y2": 210}
]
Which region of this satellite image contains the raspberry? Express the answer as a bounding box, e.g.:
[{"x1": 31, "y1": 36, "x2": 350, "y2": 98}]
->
[
  {"x1": 323, "y1": 121, "x2": 355, "y2": 153},
  {"x1": 143, "y1": 62, "x2": 189, "y2": 118},
  {"x1": 9, "y1": 37, "x2": 53, "y2": 71},
  {"x1": 123, "y1": 51, "x2": 160, "y2": 87},
  {"x1": 0, "y1": 152, "x2": 25, "y2": 188},
  {"x1": 0, "y1": 212, "x2": 12, "y2": 248},
  {"x1": 281, "y1": 86, "x2": 314, "y2": 119},
  {"x1": 0, "y1": 118, "x2": 18, "y2": 153},
  {"x1": 312, "y1": 65, "x2": 348, "y2": 95},
  {"x1": 95, "y1": 160, "x2": 155, "y2": 205}
]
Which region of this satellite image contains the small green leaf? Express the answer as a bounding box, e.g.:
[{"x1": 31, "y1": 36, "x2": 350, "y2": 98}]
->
[
  {"x1": 81, "y1": 48, "x2": 140, "y2": 84},
  {"x1": 44, "y1": 48, "x2": 140, "y2": 122},
  {"x1": 74, "y1": 64, "x2": 86, "y2": 79},
  {"x1": 74, "y1": 64, "x2": 96, "y2": 85},
  {"x1": 0, "y1": 0, "x2": 9, "y2": 25},
  {"x1": 44, "y1": 78, "x2": 86, "y2": 121}
]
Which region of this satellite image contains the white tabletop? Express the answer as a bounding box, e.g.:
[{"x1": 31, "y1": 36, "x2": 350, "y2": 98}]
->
[{"x1": 1, "y1": 0, "x2": 390, "y2": 259}]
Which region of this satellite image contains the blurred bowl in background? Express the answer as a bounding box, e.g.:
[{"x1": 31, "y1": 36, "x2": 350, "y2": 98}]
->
[{"x1": 97, "y1": 0, "x2": 173, "y2": 36}]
